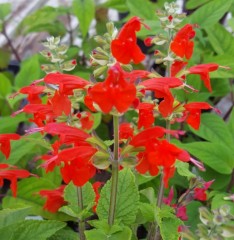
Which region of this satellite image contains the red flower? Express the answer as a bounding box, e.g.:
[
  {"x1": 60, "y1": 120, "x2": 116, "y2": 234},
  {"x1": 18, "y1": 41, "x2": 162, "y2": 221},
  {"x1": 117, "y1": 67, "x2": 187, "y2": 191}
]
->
[
  {"x1": 111, "y1": 17, "x2": 146, "y2": 64},
  {"x1": 49, "y1": 91, "x2": 71, "y2": 116},
  {"x1": 183, "y1": 102, "x2": 213, "y2": 130},
  {"x1": 119, "y1": 123, "x2": 134, "y2": 141},
  {"x1": 44, "y1": 72, "x2": 88, "y2": 95},
  {"x1": 0, "y1": 164, "x2": 30, "y2": 197},
  {"x1": 86, "y1": 63, "x2": 136, "y2": 113},
  {"x1": 140, "y1": 77, "x2": 183, "y2": 117},
  {"x1": 77, "y1": 112, "x2": 94, "y2": 130},
  {"x1": 19, "y1": 85, "x2": 45, "y2": 104},
  {"x1": 170, "y1": 24, "x2": 196, "y2": 60},
  {"x1": 171, "y1": 61, "x2": 187, "y2": 77},
  {"x1": 0, "y1": 134, "x2": 20, "y2": 159},
  {"x1": 130, "y1": 128, "x2": 190, "y2": 187},
  {"x1": 39, "y1": 185, "x2": 66, "y2": 213},
  {"x1": 188, "y1": 63, "x2": 219, "y2": 92},
  {"x1": 137, "y1": 102, "x2": 155, "y2": 129},
  {"x1": 194, "y1": 180, "x2": 214, "y2": 201}
]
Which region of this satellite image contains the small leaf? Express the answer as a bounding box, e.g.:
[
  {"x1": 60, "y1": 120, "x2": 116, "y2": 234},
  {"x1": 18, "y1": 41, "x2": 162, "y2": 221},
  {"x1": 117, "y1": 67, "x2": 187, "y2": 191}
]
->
[
  {"x1": 0, "y1": 3, "x2": 11, "y2": 20},
  {"x1": 97, "y1": 168, "x2": 139, "y2": 224},
  {"x1": 175, "y1": 161, "x2": 196, "y2": 179},
  {"x1": 72, "y1": 0, "x2": 95, "y2": 38},
  {"x1": 0, "y1": 48, "x2": 11, "y2": 68},
  {"x1": 186, "y1": 0, "x2": 232, "y2": 28}
]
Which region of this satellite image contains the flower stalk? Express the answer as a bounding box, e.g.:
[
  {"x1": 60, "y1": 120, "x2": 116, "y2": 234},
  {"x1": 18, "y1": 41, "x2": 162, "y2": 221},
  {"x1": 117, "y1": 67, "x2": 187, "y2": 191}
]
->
[
  {"x1": 77, "y1": 187, "x2": 86, "y2": 240},
  {"x1": 108, "y1": 115, "x2": 119, "y2": 225}
]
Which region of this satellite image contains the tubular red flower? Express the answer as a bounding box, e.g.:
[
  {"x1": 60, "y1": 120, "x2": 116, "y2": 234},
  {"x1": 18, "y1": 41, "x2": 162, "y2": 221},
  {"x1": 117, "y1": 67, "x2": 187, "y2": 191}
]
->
[
  {"x1": 137, "y1": 102, "x2": 155, "y2": 129},
  {"x1": 170, "y1": 24, "x2": 196, "y2": 60},
  {"x1": 0, "y1": 134, "x2": 20, "y2": 159},
  {"x1": 119, "y1": 123, "x2": 134, "y2": 141},
  {"x1": 39, "y1": 185, "x2": 66, "y2": 213},
  {"x1": 19, "y1": 85, "x2": 45, "y2": 104},
  {"x1": 188, "y1": 63, "x2": 219, "y2": 92},
  {"x1": 140, "y1": 77, "x2": 183, "y2": 117},
  {"x1": 184, "y1": 102, "x2": 213, "y2": 130},
  {"x1": 86, "y1": 63, "x2": 136, "y2": 113},
  {"x1": 0, "y1": 164, "x2": 30, "y2": 197},
  {"x1": 44, "y1": 72, "x2": 88, "y2": 95},
  {"x1": 111, "y1": 17, "x2": 146, "y2": 64}
]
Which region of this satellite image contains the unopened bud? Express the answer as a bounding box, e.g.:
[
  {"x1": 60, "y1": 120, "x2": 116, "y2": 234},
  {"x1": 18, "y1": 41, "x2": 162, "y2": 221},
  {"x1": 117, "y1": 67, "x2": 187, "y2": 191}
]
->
[
  {"x1": 60, "y1": 60, "x2": 77, "y2": 71},
  {"x1": 199, "y1": 207, "x2": 213, "y2": 225},
  {"x1": 93, "y1": 66, "x2": 108, "y2": 77},
  {"x1": 106, "y1": 22, "x2": 115, "y2": 35}
]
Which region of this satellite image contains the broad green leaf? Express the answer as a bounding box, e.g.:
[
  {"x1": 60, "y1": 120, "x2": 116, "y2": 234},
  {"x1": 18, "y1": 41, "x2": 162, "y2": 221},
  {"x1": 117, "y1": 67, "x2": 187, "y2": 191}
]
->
[
  {"x1": 97, "y1": 168, "x2": 139, "y2": 224},
  {"x1": 127, "y1": 0, "x2": 157, "y2": 20},
  {"x1": 0, "y1": 73, "x2": 12, "y2": 97},
  {"x1": 15, "y1": 54, "x2": 42, "y2": 88},
  {"x1": 85, "y1": 226, "x2": 132, "y2": 240},
  {"x1": 0, "y1": 3, "x2": 11, "y2": 20},
  {"x1": 156, "y1": 205, "x2": 183, "y2": 240},
  {"x1": 101, "y1": 0, "x2": 128, "y2": 12},
  {"x1": 0, "y1": 207, "x2": 32, "y2": 229},
  {"x1": 2, "y1": 178, "x2": 71, "y2": 221},
  {"x1": 186, "y1": 201, "x2": 203, "y2": 231},
  {"x1": 0, "y1": 48, "x2": 11, "y2": 68},
  {"x1": 136, "y1": 202, "x2": 155, "y2": 224},
  {"x1": 189, "y1": 113, "x2": 234, "y2": 146},
  {"x1": 10, "y1": 220, "x2": 66, "y2": 240},
  {"x1": 19, "y1": 6, "x2": 66, "y2": 36},
  {"x1": 228, "y1": 17, "x2": 234, "y2": 30},
  {"x1": 227, "y1": 108, "x2": 234, "y2": 143},
  {"x1": 211, "y1": 193, "x2": 234, "y2": 215},
  {"x1": 48, "y1": 227, "x2": 79, "y2": 240},
  {"x1": 186, "y1": 0, "x2": 212, "y2": 10},
  {"x1": 175, "y1": 161, "x2": 196, "y2": 179},
  {"x1": 210, "y1": 78, "x2": 231, "y2": 97},
  {"x1": 181, "y1": 142, "x2": 234, "y2": 174},
  {"x1": 92, "y1": 112, "x2": 102, "y2": 130},
  {"x1": 186, "y1": 0, "x2": 232, "y2": 28},
  {"x1": 72, "y1": 0, "x2": 95, "y2": 38},
  {"x1": 206, "y1": 23, "x2": 234, "y2": 55},
  {"x1": 64, "y1": 182, "x2": 95, "y2": 207}
]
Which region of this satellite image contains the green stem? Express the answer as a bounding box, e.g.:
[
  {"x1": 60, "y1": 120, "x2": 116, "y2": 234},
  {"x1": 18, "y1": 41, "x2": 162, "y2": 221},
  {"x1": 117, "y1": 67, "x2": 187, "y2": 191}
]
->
[
  {"x1": 108, "y1": 115, "x2": 119, "y2": 226},
  {"x1": 77, "y1": 187, "x2": 86, "y2": 240}
]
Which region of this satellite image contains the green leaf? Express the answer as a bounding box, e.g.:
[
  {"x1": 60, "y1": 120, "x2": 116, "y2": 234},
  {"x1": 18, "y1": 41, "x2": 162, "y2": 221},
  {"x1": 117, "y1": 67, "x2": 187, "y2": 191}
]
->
[
  {"x1": 210, "y1": 78, "x2": 231, "y2": 97},
  {"x1": 186, "y1": 0, "x2": 212, "y2": 10},
  {"x1": 186, "y1": 0, "x2": 232, "y2": 28},
  {"x1": 175, "y1": 161, "x2": 196, "y2": 179},
  {"x1": 126, "y1": 0, "x2": 157, "y2": 20},
  {"x1": 92, "y1": 112, "x2": 102, "y2": 130},
  {"x1": 97, "y1": 168, "x2": 139, "y2": 224},
  {"x1": 64, "y1": 182, "x2": 95, "y2": 207},
  {"x1": 181, "y1": 142, "x2": 234, "y2": 174},
  {"x1": 0, "y1": 3, "x2": 11, "y2": 20},
  {"x1": 19, "y1": 6, "x2": 66, "y2": 36},
  {"x1": 15, "y1": 54, "x2": 42, "y2": 88},
  {"x1": 156, "y1": 205, "x2": 183, "y2": 240},
  {"x1": 189, "y1": 113, "x2": 234, "y2": 146},
  {"x1": 186, "y1": 201, "x2": 203, "y2": 231},
  {"x1": 0, "y1": 48, "x2": 11, "y2": 68},
  {"x1": 227, "y1": 108, "x2": 234, "y2": 143},
  {"x1": 72, "y1": 0, "x2": 95, "y2": 38},
  {"x1": 101, "y1": 0, "x2": 128, "y2": 12},
  {"x1": 0, "y1": 207, "x2": 32, "y2": 229},
  {"x1": 206, "y1": 23, "x2": 234, "y2": 55},
  {"x1": 0, "y1": 73, "x2": 12, "y2": 97},
  {"x1": 136, "y1": 202, "x2": 155, "y2": 224},
  {"x1": 2, "y1": 177, "x2": 71, "y2": 221},
  {"x1": 48, "y1": 227, "x2": 79, "y2": 240},
  {"x1": 85, "y1": 225, "x2": 132, "y2": 240},
  {"x1": 10, "y1": 220, "x2": 66, "y2": 240}
]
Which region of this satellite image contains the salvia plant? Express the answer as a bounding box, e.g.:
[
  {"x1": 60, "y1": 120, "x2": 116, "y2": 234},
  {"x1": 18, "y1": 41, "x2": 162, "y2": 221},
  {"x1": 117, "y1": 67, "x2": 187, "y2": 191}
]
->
[{"x1": 0, "y1": 2, "x2": 233, "y2": 240}]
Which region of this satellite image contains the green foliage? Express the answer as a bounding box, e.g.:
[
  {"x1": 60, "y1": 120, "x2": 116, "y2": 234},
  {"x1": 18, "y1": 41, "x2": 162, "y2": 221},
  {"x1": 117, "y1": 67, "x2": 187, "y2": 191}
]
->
[
  {"x1": 186, "y1": 0, "x2": 232, "y2": 28},
  {"x1": 0, "y1": 3, "x2": 11, "y2": 21},
  {"x1": 156, "y1": 205, "x2": 183, "y2": 240},
  {"x1": 18, "y1": 6, "x2": 67, "y2": 36},
  {"x1": 0, "y1": 48, "x2": 11, "y2": 68},
  {"x1": 175, "y1": 161, "x2": 196, "y2": 179},
  {"x1": 72, "y1": 0, "x2": 95, "y2": 38},
  {"x1": 97, "y1": 168, "x2": 139, "y2": 224},
  {"x1": 0, "y1": 73, "x2": 12, "y2": 97},
  {"x1": 15, "y1": 54, "x2": 42, "y2": 88},
  {"x1": 48, "y1": 227, "x2": 79, "y2": 240},
  {"x1": 186, "y1": 0, "x2": 212, "y2": 10},
  {"x1": 101, "y1": 0, "x2": 128, "y2": 12},
  {"x1": 85, "y1": 220, "x2": 132, "y2": 240}
]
